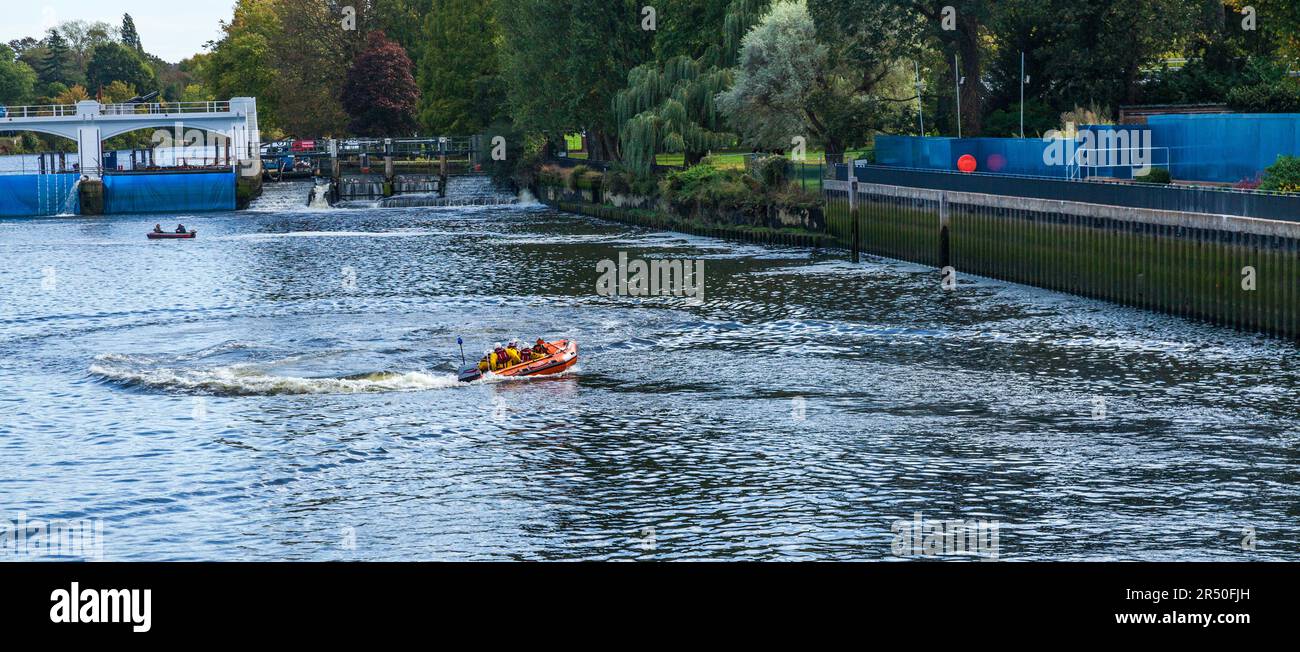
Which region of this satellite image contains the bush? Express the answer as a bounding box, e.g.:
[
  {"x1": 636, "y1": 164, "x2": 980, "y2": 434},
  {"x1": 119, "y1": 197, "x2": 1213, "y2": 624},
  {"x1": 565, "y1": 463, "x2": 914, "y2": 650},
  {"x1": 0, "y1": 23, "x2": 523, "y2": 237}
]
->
[
  {"x1": 1261, "y1": 155, "x2": 1300, "y2": 193},
  {"x1": 1060, "y1": 103, "x2": 1114, "y2": 129},
  {"x1": 566, "y1": 165, "x2": 591, "y2": 190},
  {"x1": 1226, "y1": 82, "x2": 1300, "y2": 113},
  {"x1": 483, "y1": 129, "x2": 544, "y2": 191},
  {"x1": 537, "y1": 164, "x2": 567, "y2": 188},
  {"x1": 661, "y1": 164, "x2": 757, "y2": 213},
  {"x1": 770, "y1": 185, "x2": 822, "y2": 212},
  {"x1": 629, "y1": 171, "x2": 659, "y2": 196},
  {"x1": 1135, "y1": 167, "x2": 1172, "y2": 184},
  {"x1": 749, "y1": 155, "x2": 791, "y2": 190},
  {"x1": 605, "y1": 169, "x2": 632, "y2": 195}
]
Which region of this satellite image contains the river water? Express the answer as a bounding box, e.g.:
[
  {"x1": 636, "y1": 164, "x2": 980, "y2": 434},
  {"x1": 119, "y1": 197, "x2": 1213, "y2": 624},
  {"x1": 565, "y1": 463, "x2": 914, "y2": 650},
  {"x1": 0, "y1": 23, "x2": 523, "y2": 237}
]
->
[{"x1": 1, "y1": 179, "x2": 1297, "y2": 560}]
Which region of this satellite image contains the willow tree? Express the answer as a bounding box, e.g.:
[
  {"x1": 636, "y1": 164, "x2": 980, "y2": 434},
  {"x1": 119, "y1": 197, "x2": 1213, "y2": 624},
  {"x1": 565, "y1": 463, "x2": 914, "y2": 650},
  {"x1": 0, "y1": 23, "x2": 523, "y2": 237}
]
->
[
  {"x1": 719, "y1": 0, "x2": 919, "y2": 164},
  {"x1": 716, "y1": 1, "x2": 824, "y2": 152},
  {"x1": 614, "y1": 57, "x2": 736, "y2": 172},
  {"x1": 613, "y1": 0, "x2": 772, "y2": 173}
]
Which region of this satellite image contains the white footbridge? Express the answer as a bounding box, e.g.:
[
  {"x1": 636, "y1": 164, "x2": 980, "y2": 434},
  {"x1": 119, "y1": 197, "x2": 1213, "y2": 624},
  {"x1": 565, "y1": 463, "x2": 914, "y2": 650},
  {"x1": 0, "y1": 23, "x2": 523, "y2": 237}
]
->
[{"x1": 0, "y1": 98, "x2": 260, "y2": 177}]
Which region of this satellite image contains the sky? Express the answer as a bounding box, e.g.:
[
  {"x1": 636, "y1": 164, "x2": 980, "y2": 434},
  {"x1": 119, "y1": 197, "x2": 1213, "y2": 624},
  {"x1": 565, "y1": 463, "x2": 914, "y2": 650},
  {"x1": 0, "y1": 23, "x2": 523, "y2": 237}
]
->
[{"x1": 0, "y1": 1, "x2": 233, "y2": 63}]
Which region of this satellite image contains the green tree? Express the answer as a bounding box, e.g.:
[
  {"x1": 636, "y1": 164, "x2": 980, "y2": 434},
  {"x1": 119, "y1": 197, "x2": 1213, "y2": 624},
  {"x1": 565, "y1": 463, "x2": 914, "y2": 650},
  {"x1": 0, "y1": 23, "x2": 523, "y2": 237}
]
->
[
  {"x1": 1039, "y1": 0, "x2": 1201, "y2": 109},
  {"x1": 718, "y1": 2, "x2": 822, "y2": 150},
  {"x1": 610, "y1": 0, "x2": 772, "y2": 172},
  {"x1": 7, "y1": 37, "x2": 40, "y2": 56},
  {"x1": 271, "y1": 0, "x2": 360, "y2": 136},
  {"x1": 205, "y1": 0, "x2": 282, "y2": 133},
  {"x1": 723, "y1": 0, "x2": 912, "y2": 163},
  {"x1": 0, "y1": 44, "x2": 38, "y2": 105},
  {"x1": 615, "y1": 57, "x2": 736, "y2": 172},
  {"x1": 86, "y1": 42, "x2": 157, "y2": 96},
  {"x1": 100, "y1": 80, "x2": 138, "y2": 103},
  {"x1": 1247, "y1": 0, "x2": 1300, "y2": 56},
  {"x1": 120, "y1": 14, "x2": 143, "y2": 52},
  {"x1": 498, "y1": 0, "x2": 573, "y2": 144},
  {"x1": 653, "y1": 0, "x2": 732, "y2": 61},
  {"x1": 37, "y1": 29, "x2": 79, "y2": 88},
  {"x1": 566, "y1": 0, "x2": 656, "y2": 160},
  {"x1": 58, "y1": 20, "x2": 119, "y2": 71},
  {"x1": 417, "y1": 0, "x2": 503, "y2": 134},
  {"x1": 500, "y1": 0, "x2": 653, "y2": 160},
  {"x1": 370, "y1": 0, "x2": 433, "y2": 67}
]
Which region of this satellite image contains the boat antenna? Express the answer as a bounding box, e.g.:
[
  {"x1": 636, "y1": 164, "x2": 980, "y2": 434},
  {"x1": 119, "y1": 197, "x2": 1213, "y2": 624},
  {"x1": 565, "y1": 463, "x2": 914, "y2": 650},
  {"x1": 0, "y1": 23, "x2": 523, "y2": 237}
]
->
[{"x1": 457, "y1": 337, "x2": 466, "y2": 367}]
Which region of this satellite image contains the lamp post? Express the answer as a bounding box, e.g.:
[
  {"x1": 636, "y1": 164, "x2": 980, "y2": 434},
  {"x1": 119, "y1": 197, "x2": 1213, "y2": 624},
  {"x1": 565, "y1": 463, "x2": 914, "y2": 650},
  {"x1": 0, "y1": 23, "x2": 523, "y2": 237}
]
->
[
  {"x1": 1020, "y1": 51, "x2": 1026, "y2": 138},
  {"x1": 954, "y1": 54, "x2": 964, "y2": 138},
  {"x1": 915, "y1": 61, "x2": 925, "y2": 136}
]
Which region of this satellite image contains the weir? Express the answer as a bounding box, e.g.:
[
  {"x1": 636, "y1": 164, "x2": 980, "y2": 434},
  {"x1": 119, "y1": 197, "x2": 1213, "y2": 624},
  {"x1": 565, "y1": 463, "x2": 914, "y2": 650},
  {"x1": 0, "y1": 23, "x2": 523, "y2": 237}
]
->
[
  {"x1": 323, "y1": 136, "x2": 480, "y2": 203},
  {"x1": 824, "y1": 177, "x2": 1300, "y2": 339}
]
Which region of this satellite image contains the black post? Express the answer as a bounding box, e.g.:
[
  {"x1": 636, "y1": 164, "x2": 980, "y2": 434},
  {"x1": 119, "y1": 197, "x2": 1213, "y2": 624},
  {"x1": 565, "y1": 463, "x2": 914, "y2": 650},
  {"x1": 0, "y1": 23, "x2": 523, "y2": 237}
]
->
[
  {"x1": 940, "y1": 226, "x2": 951, "y2": 268},
  {"x1": 849, "y1": 177, "x2": 860, "y2": 264}
]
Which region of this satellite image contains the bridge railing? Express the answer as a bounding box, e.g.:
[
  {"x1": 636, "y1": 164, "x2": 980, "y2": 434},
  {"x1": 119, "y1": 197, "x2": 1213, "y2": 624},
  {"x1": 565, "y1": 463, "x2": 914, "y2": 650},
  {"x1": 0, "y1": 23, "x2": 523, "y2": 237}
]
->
[
  {"x1": 0, "y1": 101, "x2": 236, "y2": 119},
  {"x1": 0, "y1": 104, "x2": 79, "y2": 119},
  {"x1": 99, "y1": 101, "x2": 233, "y2": 116}
]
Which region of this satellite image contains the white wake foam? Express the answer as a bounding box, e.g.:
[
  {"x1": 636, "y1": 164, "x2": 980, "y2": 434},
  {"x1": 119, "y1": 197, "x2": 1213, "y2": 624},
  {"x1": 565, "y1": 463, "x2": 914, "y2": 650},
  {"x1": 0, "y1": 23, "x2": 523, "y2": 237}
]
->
[{"x1": 90, "y1": 359, "x2": 460, "y2": 396}]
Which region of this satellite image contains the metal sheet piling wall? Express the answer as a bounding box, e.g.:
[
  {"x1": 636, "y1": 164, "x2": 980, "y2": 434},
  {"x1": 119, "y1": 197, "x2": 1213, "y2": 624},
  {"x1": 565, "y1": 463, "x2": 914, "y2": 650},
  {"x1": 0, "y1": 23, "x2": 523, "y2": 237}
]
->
[{"x1": 824, "y1": 179, "x2": 1300, "y2": 339}]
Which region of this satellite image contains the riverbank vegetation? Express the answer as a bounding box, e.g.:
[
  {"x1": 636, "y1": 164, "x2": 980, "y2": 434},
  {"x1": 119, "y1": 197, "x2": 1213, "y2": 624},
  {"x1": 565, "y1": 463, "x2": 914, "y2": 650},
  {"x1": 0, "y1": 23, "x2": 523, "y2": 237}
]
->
[
  {"x1": 5, "y1": 1, "x2": 1299, "y2": 153},
  {"x1": 535, "y1": 154, "x2": 824, "y2": 234},
  {"x1": 4, "y1": 1, "x2": 1300, "y2": 188}
]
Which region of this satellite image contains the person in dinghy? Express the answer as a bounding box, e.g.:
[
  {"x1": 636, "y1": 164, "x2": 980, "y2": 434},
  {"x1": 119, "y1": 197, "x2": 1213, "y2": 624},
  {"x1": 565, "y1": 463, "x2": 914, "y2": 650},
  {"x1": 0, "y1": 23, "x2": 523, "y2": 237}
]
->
[{"x1": 458, "y1": 337, "x2": 577, "y2": 383}]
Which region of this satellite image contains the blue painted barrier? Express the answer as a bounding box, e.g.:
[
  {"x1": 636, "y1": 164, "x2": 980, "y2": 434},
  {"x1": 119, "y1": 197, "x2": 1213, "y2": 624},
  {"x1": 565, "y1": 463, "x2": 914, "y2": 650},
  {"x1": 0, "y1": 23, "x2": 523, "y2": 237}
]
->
[
  {"x1": 875, "y1": 136, "x2": 1076, "y2": 178},
  {"x1": 0, "y1": 174, "x2": 82, "y2": 216},
  {"x1": 876, "y1": 114, "x2": 1300, "y2": 183},
  {"x1": 1146, "y1": 113, "x2": 1300, "y2": 183},
  {"x1": 103, "y1": 172, "x2": 235, "y2": 214}
]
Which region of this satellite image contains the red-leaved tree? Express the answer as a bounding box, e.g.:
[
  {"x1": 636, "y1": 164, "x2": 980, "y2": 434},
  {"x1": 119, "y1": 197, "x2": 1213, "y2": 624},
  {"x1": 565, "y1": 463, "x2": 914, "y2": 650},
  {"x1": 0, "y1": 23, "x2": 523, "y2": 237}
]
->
[{"x1": 341, "y1": 31, "x2": 420, "y2": 136}]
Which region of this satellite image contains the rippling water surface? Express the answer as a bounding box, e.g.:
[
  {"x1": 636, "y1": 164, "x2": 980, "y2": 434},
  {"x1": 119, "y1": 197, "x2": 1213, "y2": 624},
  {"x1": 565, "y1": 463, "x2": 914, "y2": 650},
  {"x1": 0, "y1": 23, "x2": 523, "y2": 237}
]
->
[{"x1": 1, "y1": 179, "x2": 1297, "y2": 560}]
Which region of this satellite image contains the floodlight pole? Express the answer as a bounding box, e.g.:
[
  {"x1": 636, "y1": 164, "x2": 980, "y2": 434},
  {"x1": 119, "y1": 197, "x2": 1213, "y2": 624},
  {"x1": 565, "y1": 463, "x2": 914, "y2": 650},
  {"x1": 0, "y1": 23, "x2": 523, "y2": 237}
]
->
[
  {"x1": 915, "y1": 61, "x2": 925, "y2": 136},
  {"x1": 954, "y1": 53, "x2": 962, "y2": 139},
  {"x1": 1020, "y1": 51, "x2": 1025, "y2": 138}
]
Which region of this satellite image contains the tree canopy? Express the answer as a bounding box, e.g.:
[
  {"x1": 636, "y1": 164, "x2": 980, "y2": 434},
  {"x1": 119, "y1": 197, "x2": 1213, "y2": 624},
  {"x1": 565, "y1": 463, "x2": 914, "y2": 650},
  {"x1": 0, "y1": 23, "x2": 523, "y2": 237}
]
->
[
  {"x1": 417, "y1": 0, "x2": 504, "y2": 134},
  {"x1": 120, "y1": 14, "x2": 143, "y2": 52},
  {"x1": 4, "y1": 0, "x2": 1293, "y2": 153},
  {"x1": 341, "y1": 31, "x2": 420, "y2": 136},
  {"x1": 86, "y1": 42, "x2": 157, "y2": 97},
  {"x1": 0, "y1": 44, "x2": 38, "y2": 105}
]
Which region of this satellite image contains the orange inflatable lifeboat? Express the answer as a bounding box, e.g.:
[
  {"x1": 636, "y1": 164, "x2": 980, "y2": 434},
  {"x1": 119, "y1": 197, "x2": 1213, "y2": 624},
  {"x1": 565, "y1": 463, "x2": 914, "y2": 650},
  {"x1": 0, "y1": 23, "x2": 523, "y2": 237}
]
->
[{"x1": 458, "y1": 339, "x2": 578, "y2": 383}]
